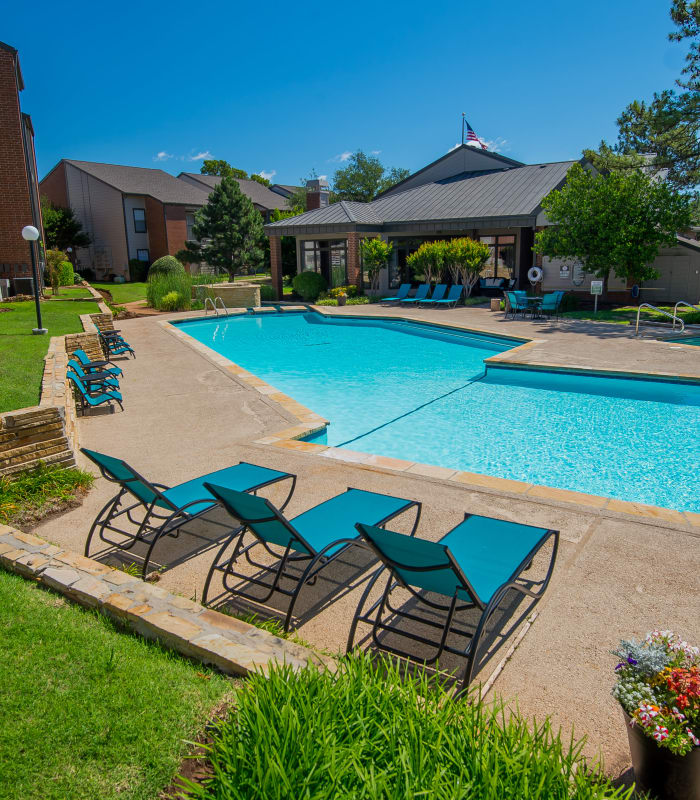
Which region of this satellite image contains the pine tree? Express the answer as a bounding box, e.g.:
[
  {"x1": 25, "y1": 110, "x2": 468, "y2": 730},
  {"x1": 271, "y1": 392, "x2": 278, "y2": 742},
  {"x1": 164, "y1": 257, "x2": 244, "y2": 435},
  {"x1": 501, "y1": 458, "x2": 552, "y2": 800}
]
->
[{"x1": 186, "y1": 175, "x2": 265, "y2": 278}]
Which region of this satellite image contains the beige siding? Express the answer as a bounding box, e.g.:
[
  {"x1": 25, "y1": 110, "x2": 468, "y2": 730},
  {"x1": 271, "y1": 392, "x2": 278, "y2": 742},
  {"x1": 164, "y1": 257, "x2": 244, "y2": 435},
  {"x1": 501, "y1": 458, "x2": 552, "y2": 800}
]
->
[
  {"x1": 541, "y1": 257, "x2": 626, "y2": 292},
  {"x1": 123, "y1": 195, "x2": 149, "y2": 260},
  {"x1": 65, "y1": 164, "x2": 128, "y2": 278},
  {"x1": 642, "y1": 246, "x2": 700, "y2": 303}
]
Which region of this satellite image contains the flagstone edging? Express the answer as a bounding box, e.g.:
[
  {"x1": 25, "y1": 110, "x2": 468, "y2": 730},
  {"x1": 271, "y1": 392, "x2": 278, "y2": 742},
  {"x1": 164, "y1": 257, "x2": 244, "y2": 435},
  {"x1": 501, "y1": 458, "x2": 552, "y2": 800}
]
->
[{"x1": 0, "y1": 524, "x2": 335, "y2": 677}]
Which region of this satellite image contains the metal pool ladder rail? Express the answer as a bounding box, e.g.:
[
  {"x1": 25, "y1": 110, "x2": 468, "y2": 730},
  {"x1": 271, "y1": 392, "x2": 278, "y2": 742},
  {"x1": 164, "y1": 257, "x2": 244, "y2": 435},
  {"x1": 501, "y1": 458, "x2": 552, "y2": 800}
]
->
[
  {"x1": 214, "y1": 297, "x2": 229, "y2": 316},
  {"x1": 204, "y1": 297, "x2": 217, "y2": 316},
  {"x1": 635, "y1": 303, "x2": 684, "y2": 337},
  {"x1": 672, "y1": 300, "x2": 700, "y2": 330}
]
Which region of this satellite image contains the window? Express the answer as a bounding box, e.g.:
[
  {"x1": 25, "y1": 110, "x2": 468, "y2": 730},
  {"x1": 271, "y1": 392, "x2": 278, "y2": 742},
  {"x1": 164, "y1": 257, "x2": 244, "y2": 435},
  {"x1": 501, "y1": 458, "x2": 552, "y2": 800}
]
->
[
  {"x1": 300, "y1": 240, "x2": 348, "y2": 287},
  {"x1": 186, "y1": 213, "x2": 196, "y2": 241},
  {"x1": 133, "y1": 208, "x2": 146, "y2": 233},
  {"x1": 478, "y1": 234, "x2": 516, "y2": 279},
  {"x1": 137, "y1": 249, "x2": 149, "y2": 262}
]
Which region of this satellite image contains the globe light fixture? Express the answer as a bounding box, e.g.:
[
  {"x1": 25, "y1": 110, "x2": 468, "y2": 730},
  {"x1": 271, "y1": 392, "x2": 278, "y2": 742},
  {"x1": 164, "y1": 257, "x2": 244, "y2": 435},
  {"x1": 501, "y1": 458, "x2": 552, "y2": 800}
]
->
[{"x1": 21, "y1": 224, "x2": 47, "y2": 334}]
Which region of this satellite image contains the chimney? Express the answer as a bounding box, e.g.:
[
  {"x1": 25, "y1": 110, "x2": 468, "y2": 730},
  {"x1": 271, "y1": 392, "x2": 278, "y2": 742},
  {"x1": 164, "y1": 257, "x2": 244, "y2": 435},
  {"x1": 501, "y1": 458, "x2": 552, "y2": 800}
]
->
[{"x1": 306, "y1": 178, "x2": 330, "y2": 211}]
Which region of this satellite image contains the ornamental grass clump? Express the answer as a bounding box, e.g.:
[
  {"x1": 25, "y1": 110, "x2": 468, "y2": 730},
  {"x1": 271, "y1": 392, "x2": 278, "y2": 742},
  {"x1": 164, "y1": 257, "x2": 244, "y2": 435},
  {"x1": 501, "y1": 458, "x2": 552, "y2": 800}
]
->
[
  {"x1": 613, "y1": 630, "x2": 700, "y2": 755},
  {"x1": 181, "y1": 652, "x2": 631, "y2": 800},
  {"x1": 147, "y1": 271, "x2": 192, "y2": 311}
]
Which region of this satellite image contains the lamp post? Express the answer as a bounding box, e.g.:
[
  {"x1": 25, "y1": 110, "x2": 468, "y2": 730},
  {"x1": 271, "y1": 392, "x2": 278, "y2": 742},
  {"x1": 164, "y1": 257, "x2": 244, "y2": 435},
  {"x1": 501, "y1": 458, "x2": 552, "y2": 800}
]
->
[{"x1": 21, "y1": 225, "x2": 47, "y2": 335}]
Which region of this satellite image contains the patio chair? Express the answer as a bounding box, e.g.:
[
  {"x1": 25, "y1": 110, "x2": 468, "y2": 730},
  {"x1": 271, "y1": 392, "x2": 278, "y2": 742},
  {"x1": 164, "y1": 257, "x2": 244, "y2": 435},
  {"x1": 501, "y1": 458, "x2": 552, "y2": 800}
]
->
[
  {"x1": 201, "y1": 483, "x2": 422, "y2": 631},
  {"x1": 67, "y1": 370, "x2": 123, "y2": 414},
  {"x1": 505, "y1": 291, "x2": 528, "y2": 319},
  {"x1": 82, "y1": 448, "x2": 296, "y2": 579},
  {"x1": 100, "y1": 331, "x2": 135, "y2": 358},
  {"x1": 71, "y1": 349, "x2": 123, "y2": 378},
  {"x1": 539, "y1": 292, "x2": 563, "y2": 320},
  {"x1": 348, "y1": 514, "x2": 559, "y2": 692},
  {"x1": 419, "y1": 284, "x2": 447, "y2": 306},
  {"x1": 382, "y1": 284, "x2": 412, "y2": 304},
  {"x1": 432, "y1": 285, "x2": 463, "y2": 308},
  {"x1": 401, "y1": 284, "x2": 430, "y2": 305},
  {"x1": 67, "y1": 359, "x2": 120, "y2": 390}
]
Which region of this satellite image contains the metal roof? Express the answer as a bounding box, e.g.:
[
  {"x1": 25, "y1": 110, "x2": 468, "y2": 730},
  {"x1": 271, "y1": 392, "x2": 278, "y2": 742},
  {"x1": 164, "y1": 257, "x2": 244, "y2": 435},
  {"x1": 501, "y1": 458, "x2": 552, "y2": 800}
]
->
[
  {"x1": 265, "y1": 160, "x2": 576, "y2": 235},
  {"x1": 178, "y1": 173, "x2": 291, "y2": 211},
  {"x1": 62, "y1": 160, "x2": 211, "y2": 205}
]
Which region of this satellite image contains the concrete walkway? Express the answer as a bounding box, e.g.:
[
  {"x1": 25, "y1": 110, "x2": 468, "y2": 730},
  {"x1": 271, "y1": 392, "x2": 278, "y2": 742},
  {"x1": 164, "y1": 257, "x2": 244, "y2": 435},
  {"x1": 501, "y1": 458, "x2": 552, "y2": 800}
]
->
[{"x1": 33, "y1": 306, "x2": 699, "y2": 776}]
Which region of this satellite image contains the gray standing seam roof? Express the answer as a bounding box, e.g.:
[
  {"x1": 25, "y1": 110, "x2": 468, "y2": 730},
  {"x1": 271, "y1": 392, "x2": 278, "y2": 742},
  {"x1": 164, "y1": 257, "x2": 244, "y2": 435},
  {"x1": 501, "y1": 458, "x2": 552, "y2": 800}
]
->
[
  {"x1": 265, "y1": 160, "x2": 576, "y2": 233},
  {"x1": 63, "y1": 160, "x2": 211, "y2": 205}
]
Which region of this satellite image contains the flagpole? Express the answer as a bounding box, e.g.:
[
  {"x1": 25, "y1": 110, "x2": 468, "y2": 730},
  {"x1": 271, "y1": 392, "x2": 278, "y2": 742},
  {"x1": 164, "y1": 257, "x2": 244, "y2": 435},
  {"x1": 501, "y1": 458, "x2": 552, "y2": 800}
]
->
[{"x1": 461, "y1": 112, "x2": 465, "y2": 145}]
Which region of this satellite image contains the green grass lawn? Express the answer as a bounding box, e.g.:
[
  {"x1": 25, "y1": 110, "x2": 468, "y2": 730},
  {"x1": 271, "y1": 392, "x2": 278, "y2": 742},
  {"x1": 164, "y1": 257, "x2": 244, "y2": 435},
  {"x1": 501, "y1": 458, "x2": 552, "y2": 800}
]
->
[
  {"x1": 91, "y1": 282, "x2": 148, "y2": 304},
  {"x1": 561, "y1": 304, "x2": 700, "y2": 326},
  {"x1": 0, "y1": 299, "x2": 99, "y2": 413},
  {"x1": 45, "y1": 287, "x2": 93, "y2": 299},
  {"x1": 0, "y1": 569, "x2": 232, "y2": 800}
]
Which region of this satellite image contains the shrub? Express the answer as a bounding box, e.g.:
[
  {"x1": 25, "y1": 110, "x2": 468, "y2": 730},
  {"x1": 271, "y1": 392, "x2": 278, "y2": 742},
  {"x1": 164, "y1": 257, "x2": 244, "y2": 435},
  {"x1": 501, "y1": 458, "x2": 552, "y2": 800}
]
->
[
  {"x1": 147, "y1": 272, "x2": 192, "y2": 311},
  {"x1": 183, "y1": 653, "x2": 631, "y2": 800},
  {"x1": 128, "y1": 258, "x2": 149, "y2": 282},
  {"x1": 560, "y1": 293, "x2": 578, "y2": 312},
  {"x1": 190, "y1": 273, "x2": 229, "y2": 285},
  {"x1": 259, "y1": 284, "x2": 276, "y2": 301},
  {"x1": 56, "y1": 261, "x2": 74, "y2": 286},
  {"x1": 329, "y1": 285, "x2": 358, "y2": 299},
  {"x1": 78, "y1": 267, "x2": 96, "y2": 282},
  {"x1": 148, "y1": 255, "x2": 185, "y2": 278},
  {"x1": 73, "y1": 273, "x2": 82, "y2": 285},
  {"x1": 292, "y1": 271, "x2": 327, "y2": 302}
]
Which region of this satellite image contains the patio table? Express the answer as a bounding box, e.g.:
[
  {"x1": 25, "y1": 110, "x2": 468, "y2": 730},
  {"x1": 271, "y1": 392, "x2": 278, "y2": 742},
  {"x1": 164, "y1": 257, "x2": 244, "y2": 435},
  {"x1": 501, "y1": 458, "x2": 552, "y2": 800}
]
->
[{"x1": 525, "y1": 296, "x2": 543, "y2": 319}]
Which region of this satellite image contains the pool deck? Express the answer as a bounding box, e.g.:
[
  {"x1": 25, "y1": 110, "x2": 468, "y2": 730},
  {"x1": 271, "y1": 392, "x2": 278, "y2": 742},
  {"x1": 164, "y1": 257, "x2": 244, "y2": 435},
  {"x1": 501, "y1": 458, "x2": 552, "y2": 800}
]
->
[{"x1": 32, "y1": 304, "x2": 699, "y2": 777}]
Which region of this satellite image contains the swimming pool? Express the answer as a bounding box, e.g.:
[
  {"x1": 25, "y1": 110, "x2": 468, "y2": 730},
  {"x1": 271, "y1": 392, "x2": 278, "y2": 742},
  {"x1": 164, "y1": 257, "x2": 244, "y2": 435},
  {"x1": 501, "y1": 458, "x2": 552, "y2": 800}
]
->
[
  {"x1": 667, "y1": 335, "x2": 700, "y2": 346},
  {"x1": 176, "y1": 312, "x2": 700, "y2": 513}
]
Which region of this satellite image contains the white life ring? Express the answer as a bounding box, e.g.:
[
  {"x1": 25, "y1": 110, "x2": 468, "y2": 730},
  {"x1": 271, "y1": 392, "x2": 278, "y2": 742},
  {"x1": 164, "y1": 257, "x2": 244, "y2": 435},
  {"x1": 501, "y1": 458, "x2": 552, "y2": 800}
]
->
[{"x1": 527, "y1": 266, "x2": 543, "y2": 283}]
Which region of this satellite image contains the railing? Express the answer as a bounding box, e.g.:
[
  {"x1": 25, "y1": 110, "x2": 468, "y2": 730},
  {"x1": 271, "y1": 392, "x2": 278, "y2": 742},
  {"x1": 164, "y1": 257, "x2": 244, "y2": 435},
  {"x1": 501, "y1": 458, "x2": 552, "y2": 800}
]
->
[
  {"x1": 635, "y1": 303, "x2": 684, "y2": 336},
  {"x1": 672, "y1": 300, "x2": 700, "y2": 330},
  {"x1": 214, "y1": 297, "x2": 229, "y2": 316},
  {"x1": 203, "y1": 297, "x2": 217, "y2": 316}
]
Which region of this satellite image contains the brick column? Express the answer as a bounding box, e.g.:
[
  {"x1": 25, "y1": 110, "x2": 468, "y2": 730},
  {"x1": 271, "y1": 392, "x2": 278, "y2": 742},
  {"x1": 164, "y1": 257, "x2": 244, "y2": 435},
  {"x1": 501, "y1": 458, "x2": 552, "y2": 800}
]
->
[
  {"x1": 269, "y1": 236, "x2": 283, "y2": 299},
  {"x1": 346, "y1": 233, "x2": 360, "y2": 287}
]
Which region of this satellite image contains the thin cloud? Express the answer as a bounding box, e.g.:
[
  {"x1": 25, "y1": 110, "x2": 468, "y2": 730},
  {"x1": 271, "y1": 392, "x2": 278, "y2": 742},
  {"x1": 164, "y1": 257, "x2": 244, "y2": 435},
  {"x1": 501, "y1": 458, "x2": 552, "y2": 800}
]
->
[
  {"x1": 370, "y1": 149, "x2": 381, "y2": 155},
  {"x1": 153, "y1": 151, "x2": 173, "y2": 162},
  {"x1": 258, "y1": 169, "x2": 277, "y2": 181},
  {"x1": 330, "y1": 151, "x2": 353, "y2": 163},
  {"x1": 479, "y1": 137, "x2": 509, "y2": 153},
  {"x1": 188, "y1": 150, "x2": 214, "y2": 161}
]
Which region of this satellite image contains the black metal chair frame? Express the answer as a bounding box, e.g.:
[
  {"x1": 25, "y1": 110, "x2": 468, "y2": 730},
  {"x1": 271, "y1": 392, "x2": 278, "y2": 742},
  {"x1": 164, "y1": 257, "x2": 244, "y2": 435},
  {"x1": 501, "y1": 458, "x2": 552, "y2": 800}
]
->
[
  {"x1": 347, "y1": 514, "x2": 559, "y2": 693},
  {"x1": 100, "y1": 331, "x2": 135, "y2": 359},
  {"x1": 68, "y1": 373, "x2": 123, "y2": 414},
  {"x1": 202, "y1": 486, "x2": 422, "y2": 632},
  {"x1": 84, "y1": 454, "x2": 296, "y2": 579}
]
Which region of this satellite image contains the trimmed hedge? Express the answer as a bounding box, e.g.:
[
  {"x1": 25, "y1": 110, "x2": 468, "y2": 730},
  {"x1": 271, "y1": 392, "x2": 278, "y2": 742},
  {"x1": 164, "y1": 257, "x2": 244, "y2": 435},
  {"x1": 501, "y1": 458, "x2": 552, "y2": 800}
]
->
[
  {"x1": 292, "y1": 271, "x2": 327, "y2": 302},
  {"x1": 259, "y1": 285, "x2": 276, "y2": 301},
  {"x1": 148, "y1": 255, "x2": 185, "y2": 278},
  {"x1": 57, "y1": 261, "x2": 74, "y2": 286}
]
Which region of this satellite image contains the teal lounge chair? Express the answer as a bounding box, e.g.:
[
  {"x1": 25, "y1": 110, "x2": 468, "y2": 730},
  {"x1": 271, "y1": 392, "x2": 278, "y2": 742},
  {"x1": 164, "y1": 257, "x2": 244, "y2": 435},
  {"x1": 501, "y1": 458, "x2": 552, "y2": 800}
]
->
[
  {"x1": 72, "y1": 349, "x2": 123, "y2": 378},
  {"x1": 382, "y1": 284, "x2": 412, "y2": 304},
  {"x1": 419, "y1": 284, "x2": 447, "y2": 306},
  {"x1": 67, "y1": 359, "x2": 119, "y2": 390},
  {"x1": 348, "y1": 514, "x2": 559, "y2": 691},
  {"x1": 82, "y1": 448, "x2": 296, "y2": 579},
  {"x1": 433, "y1": 285, "x2": 463, "y2": 308},
  {"x1": 67, "y1": 370, "x2": 123, "y2": 414},
  {"x1": 202, "y1": 483, "x2": 421, "y2": 631},
  {"x1": 100, "y1": 331, "x2": 135, "y2": 358},
  {"x1": 401, "y1": 284, "x2": 430, "y2": 304}
]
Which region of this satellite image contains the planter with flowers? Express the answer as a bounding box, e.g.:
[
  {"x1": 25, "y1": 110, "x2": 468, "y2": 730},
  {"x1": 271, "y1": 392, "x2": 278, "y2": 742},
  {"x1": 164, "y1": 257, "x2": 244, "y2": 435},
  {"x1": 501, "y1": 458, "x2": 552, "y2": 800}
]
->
[{"x1": 612, "y1": 631, "x2": 699, "y2": 800}]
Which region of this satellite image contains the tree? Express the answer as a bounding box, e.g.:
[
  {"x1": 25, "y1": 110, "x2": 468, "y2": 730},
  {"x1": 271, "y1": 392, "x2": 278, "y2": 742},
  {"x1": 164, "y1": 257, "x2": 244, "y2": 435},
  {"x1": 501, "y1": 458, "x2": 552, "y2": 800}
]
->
[
  {"x1": 200, "y1": 159, "x2": 248, "y2": 180},
  {"x1": 250, "y1": 173, "x2": 271, "y2": 187},
  {"x1": 534, "y1": 163, "x2": 693, "y2": 296},
  {"x1": 406, "y1": 240, "x2": 448, "y2": 284},
  {"x1": 185, "y1": 175, "x2": 265, "y2": 278},
  {"x1": 41, "y1": 197, "x2": 91, "y2": 251},
  {"x1": 586, "y1": 1, "x2": 700, "y2": 193},
  {"x1": 333, "y1": 151, "x2": 410, "y2": 202},
  {"x1": 44, "y1": 249, "x2": 69, "y2": 295},
  {"x1": 285, "y1": 185, "x2": 308, "y2": 214},
  {"x1": 359, "y1": 236, "x2": 393, "y2": 293},
  {"x1": 446, "y1": 238, "x2": 491, "y2": 298}
]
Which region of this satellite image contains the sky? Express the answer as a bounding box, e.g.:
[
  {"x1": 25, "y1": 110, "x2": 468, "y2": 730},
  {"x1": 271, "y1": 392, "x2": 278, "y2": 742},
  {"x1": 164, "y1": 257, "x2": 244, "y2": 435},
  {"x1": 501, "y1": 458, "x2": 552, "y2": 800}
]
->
[{"x1": 4, "y1": 0, "x2": 690, "y2": 185}]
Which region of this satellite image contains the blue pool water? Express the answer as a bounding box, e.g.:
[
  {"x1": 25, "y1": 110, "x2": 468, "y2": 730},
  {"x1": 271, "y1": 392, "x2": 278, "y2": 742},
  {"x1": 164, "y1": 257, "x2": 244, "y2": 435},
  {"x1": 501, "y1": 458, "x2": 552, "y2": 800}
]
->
[
  {"x1": 668, "y1": 335, "x2": 700, "y2": 346},
  {"x1": 176, "y1": 312, "x2": 700, "y2": 512}
]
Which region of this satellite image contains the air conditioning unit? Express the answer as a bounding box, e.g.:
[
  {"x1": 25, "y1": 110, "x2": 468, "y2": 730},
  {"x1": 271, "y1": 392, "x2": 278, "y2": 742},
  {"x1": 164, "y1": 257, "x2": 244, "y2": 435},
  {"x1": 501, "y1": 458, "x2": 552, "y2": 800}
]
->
[
  {"x1": 12, "y1": 277, "x2": 34, "y2": 296},
  {"x1": 0, "y1": 279, "x2": 9, "y2": 300}
]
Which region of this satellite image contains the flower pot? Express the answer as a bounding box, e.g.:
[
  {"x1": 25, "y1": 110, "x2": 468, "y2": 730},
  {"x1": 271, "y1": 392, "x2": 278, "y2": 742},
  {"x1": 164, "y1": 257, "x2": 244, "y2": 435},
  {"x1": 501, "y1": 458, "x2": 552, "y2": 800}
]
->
[
  {"x1": 337, "y1": 295, "x2": 347, "y2": 306},
  {"x1": 624, "y1": 711, "x2": 700, "y2": 800}
]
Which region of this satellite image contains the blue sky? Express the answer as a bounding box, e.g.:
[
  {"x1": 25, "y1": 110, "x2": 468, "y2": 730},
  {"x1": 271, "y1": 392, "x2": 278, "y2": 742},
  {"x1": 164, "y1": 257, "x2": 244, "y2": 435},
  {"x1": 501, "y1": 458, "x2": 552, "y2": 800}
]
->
[{"x1": 5, "y1": 0, "x2": 688, "y2": 185}]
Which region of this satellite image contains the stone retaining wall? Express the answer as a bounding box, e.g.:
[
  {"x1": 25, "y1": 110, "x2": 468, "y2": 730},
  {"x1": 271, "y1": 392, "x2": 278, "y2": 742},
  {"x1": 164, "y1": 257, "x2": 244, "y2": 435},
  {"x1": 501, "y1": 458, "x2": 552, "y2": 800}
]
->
[
  {"x1": 197, "y1": 283, "x2": 260, "y2": 308},
  {"x1": 0, "y1": 525, "x2": 334, "y2": 677}
]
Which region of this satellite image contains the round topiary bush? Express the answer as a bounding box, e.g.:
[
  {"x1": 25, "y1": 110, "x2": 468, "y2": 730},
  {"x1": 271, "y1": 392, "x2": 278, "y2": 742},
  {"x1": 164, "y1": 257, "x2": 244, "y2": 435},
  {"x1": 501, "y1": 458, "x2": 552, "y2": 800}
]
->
[
  {"x1": 292, "y1": 271, "x2": 327, "y2": 302},
  {"x1": 57, "y1": 261, "x2": 74, "y2": 286},
  {"x1": 148, "y1": 255, "x2": 185, "y2": 278}
]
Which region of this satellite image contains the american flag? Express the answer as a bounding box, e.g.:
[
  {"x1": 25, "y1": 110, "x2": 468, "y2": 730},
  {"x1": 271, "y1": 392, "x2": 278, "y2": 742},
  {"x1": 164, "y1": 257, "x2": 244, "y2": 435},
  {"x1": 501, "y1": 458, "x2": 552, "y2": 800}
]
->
[{"x1": 466, "y1": 122, "x2": 488, "y2": 150}]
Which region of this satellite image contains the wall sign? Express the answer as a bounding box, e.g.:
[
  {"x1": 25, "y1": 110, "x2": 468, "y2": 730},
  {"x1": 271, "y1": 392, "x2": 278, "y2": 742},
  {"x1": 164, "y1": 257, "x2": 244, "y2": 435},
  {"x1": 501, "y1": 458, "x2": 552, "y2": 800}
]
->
[
  {"x1": 559, "y1": 263, "x2": 570, "y2": 279},
  {"x1": 590, "y1": 280, "x2": 603, "y2": 295},
  {"x1": 572, "y1": 261, "x2": 585, "y2": 286}
]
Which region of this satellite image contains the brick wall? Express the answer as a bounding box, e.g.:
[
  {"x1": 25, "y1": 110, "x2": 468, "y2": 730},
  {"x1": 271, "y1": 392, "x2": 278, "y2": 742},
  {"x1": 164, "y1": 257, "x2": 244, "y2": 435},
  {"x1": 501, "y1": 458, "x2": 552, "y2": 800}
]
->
[
  {"x1": 40, "y1": 161, "x2": 68, "y2": 208},
  {"x1": 164, "y1": 204, "x2": 187, "y2": 256},
  {"x1": 0, "y1": 47, "x2": 36, "y2": 280},
  {"x1": 144, "y1": 197, "x2": 168, "y2": 261},
  {"x1": 270, "y1": 235, "x2": 282, "y2": 298},
  {"x1": 347, "y1": 233, "x2": 360, "y2": 286}
]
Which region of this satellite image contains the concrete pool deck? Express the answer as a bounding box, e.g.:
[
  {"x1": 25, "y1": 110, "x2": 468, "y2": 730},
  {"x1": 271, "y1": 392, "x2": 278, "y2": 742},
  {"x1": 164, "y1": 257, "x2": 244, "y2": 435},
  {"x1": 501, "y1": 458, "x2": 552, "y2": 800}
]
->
[{"x1": 32, "y1": 304, "x2": 699, "y2": 776}]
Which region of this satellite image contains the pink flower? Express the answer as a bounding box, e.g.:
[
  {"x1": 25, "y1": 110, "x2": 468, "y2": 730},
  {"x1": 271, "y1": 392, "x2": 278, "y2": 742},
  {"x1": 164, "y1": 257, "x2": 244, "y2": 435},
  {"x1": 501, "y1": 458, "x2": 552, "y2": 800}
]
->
[
  {"x1": 671, "y1": 707, "x2": 686, "y2": 722},
  {"x1": 652, "y1": 725, "x2": 669, "y2": 742},
  {"x1": 687, "y1": 728, "x2": 700, "y2": 747}
]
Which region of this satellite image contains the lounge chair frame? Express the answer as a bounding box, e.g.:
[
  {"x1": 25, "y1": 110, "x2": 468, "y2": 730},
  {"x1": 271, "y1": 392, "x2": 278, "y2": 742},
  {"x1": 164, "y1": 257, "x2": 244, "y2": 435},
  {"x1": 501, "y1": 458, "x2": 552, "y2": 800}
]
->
[
  {"x1": 347, "y1": 514, "x2": 559, "y2": 692},
  {"x1": 83, "y1": 452, "x2": 296, "y2": 579},
  {"x1": 202, "y1": 486, "x2": 422, "y2": 631},
  {"x1": 68, "y1": 372, "x2": 123, "y2": 414}
]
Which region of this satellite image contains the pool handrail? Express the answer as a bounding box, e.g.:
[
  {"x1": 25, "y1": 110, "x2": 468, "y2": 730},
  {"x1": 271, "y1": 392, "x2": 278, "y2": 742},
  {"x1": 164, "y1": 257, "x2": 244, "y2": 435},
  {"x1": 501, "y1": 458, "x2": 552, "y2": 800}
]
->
[
  {"x1": 204, "y1": 297, "x2": 218, "y2": 316},
  {"x1": 214, "y1": 296, "x2": 229, "y2": 316},
  {"x1": 672, "y1": 300, "x2": 700, "y2": 330},
  {"x1": 635, "y1": 303, "x2": 684, "y2": 336}
]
